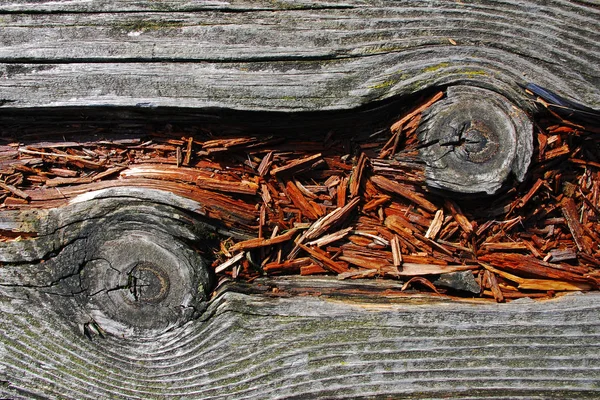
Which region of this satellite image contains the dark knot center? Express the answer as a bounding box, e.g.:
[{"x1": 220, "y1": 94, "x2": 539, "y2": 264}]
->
[{"x1": 125, "y1": 262, "x2": 170, "y2": 304}]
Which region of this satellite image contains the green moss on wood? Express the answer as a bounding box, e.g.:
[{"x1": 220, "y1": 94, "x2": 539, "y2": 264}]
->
[
  {"x1": 423, "y1": 62, "x2": 451, "y2": 73},
  {"x1": 112, "y1": 19, "x2": 185, "y2": 33}
]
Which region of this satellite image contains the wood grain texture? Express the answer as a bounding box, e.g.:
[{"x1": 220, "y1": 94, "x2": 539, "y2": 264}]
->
[
  {"x1": 1, "y1": 189, "x2": 599, "y2": 398},
  {"x1": 0, "y1": 189, "x2": 221, "y2": 339},
  {"x1": 1, "y1": 278, "x2": 599, "y2": 399},
  {"x1": 1, "y1": 1, "x2": 599, "y2": 398},
  {"x1": 0, "y1": 0, "x2": 598, "y2": 110}
]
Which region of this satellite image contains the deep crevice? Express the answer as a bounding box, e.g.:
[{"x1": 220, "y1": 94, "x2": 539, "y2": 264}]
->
[{"x1": 0, "y1": 5, "x2": 356, "y2": 16}]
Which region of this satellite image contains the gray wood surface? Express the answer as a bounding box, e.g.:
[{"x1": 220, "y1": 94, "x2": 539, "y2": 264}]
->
[
  {"x1": 0, "y1": 0, "x2": 598, "y2": 110},
  {"x1": 1, "y1": 1, "x2": 600, "y2": 398},
  {"x1": 1, "y1": 188, "x2": 599, "y2": 399},
  {"x1": 1, "y1": 277, "x2": 599, "y2": 399}
]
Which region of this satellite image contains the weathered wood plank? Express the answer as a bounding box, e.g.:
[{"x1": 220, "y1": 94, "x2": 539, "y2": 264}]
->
[
  {"x1": 1, "y1": 184, "x2": 599, "y2": 397},
  {"x1": 0, "y1": 1, "x2": 598, "y2": 110},
  {"x1": 1, "y1": 278, "x2": 599, "y2": 399},
  {"x1": 1, "y1": 1, "x2": 599, "y2": 398},
  {"x1": 0, "y1": 0, "x2": 349, "y2": 12}
]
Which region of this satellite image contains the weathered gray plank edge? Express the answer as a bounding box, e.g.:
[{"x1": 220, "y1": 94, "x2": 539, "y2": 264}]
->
[
  {"x1": 1, "y1": 280, "x2": 599, "y2": 399},
  {"x1": 0, "y1": 0, "x2": 356, "y2": 13},
  {"x1": 0, "y1": 0, "x2": 598, "y2": 111}
]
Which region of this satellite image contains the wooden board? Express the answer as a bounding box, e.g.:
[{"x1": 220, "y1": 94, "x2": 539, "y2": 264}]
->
[
  {"x1": 1, "y1": 1, "x2": 600, "y2": 398},
  {"x1": 0, "y1": 0, "x2": 598, "y2": 110},
  {"x1": 1, "y1": 183, "x2": 599, "y2": 398},
  {"x1": 1, "y1": 278, "x2": 599, "y2": 399}
]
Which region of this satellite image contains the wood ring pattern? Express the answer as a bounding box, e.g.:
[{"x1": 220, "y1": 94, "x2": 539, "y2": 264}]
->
[{"x1": 417, "y1": 86, "x2": 533, "y2": 194}]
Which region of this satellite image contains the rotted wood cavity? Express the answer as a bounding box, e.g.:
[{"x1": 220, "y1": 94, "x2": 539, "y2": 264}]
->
[{"x1": 1, "y1": 85, "x2": 599, "y2": 312}]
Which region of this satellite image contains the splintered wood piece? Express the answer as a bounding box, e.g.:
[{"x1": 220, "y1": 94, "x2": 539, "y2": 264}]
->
[
  {"x1": 257, "y1": 151, "x2": 274, "y2": 176},
  {"x1": 483, "y1": 270, "x2": 505, "y2": 302},
  {"x1": 570, "y1": 158, "x2": 600, "y2": 169},
  {"x1": 384, "y1": 215, "x2": 429, "y2": 253},
  {"x1": 544, "y1": 144, "x2": 570, "y2": 160},
  {"x1": 481, "y1": 242, "x2": 529, "y2": 251},
  {"x1": 202, "y1": 137, "x2": 259, "y2": 150},
  {"x1": 444, "y1": 199, "x2": 473, "y2": 235},
  {"x1": 337, "y1": 176, "x2": 349, "y2": 208},
  {"x1": 379, "y1": 129, "x2": 401, "y2": 159},
  {"x1": 260, "y1": 184, "x2": 273, "y2": 206},
  {"x1": 479, "y1": 253, "x2": 593, "y2": 284},
  {"x1": 290, "y1": 196, "x2": 360, "y2": 257},
  {"x1": 306, "y1": 226, "x2": 353, "y2": 247},
  {"x1": 390, "y1": 235, "x2": 403, "y2": 268},
  {"x1": 371, "y1": 175, "x2": 437, "y2": 213},
  {"x1": 363, "y1": 195, "x2": 391, "y2": 212},
  {"x1": 0, "y1": 181, "x2": 30, "y2": 201},
  {"x1": 425, "y1": 209, "x2": 444, "y2": 239},
  {"x1": 295, "y1": 181, "x2": 318, "y2": 200},
  {"x1": 298, "y1": 243, "x2": 348, "y2": 274},
  {"x1": 271, "y1": 153, "x2": 322, "y2": 176},
  {"x1": 18, "y1": 147, "x2": 92, "y2": 161},
  {"x1": 184, "y1": 137, "x2": 194, "y2": 165},
  {"x1": 215, "y1": 252, "x2": 245, "y2": 274},
  {"x1": 285, "y1": 181, "x2": 320, "y2": 220},
  {"x1": 349, "y1": 153, "x2": 367, "y2": 198},
  {"x1": 92, "y1": 166, "x2": 127, "y2": 181},
  {"x1": 561, "y1": 197, "x2": 592, "y2": 254},
  {"x1": 390, "y1": 91, "x2": 444, "y2": 133},
  {"x1": 481, "y1": 263, "x2": 592, "y2": 291},
  {"x1": 230, "y1": 229, "x2": 298, "y2": 252},
  {"x1": 338, "y1": 252, "x2": 472, "y2": 276},
  {"x1": 263, "y1": 257, "x2": 313, "y2": 274},
  {"x1": 517, "y1": 178, "x2": 545, "y2": 209},
  {"x1": 48, "y1": 168, "x2": 78, "y2": 178},
  {"x1": 300, "y1": 264, "x2": 329, "y2": 275}
]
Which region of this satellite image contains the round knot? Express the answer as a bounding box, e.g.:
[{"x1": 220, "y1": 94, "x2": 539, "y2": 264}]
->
[
  {"x1": 417, "y1": 86, "x2": 533, "y2": 195},
  {"x1": 75, "y1": 200, "x2": 213, "y2": 338},
  {"x1": 124, "y1": 262, "x2": 170, "y2": 304},
  {"x1": 454, "y1": 120, "x2": 499, "y2": 163}
]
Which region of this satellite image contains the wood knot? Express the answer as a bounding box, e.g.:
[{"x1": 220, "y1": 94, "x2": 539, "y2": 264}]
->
[
  {"x1": 59, "y1": 195, "x2": 217, "y2": 339},
  {"x1": 124, "y1": 262, "x2": 171, "y2": 304},
  {"x1": 417, "y1": 86, "x2": 533, "y2": 195}
]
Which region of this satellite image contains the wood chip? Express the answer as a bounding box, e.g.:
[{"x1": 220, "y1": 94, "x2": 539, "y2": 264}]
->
[
  {"x1": 298, "y1": 243, "x2": 348, "y2": 274},
  {"x1": 390, "y1": 91, "x2": 444, "y2": 133},
  {"x1": 214, "y1": 252, "x2": 245, "y2": 274},
  {"x1": 349, "y1": 153, "x2": 367, "y2": 198},
  {"x1": 425, "y1": 209, "x2": 444, "y2": 239},
  {"x1": 371, "y1": 175, "x2": 437, "y2": 213},
  {"x1": 481, "y1": 263, "x2": 592, "y2": 292},
  {"x1": 561, "y1": 197, "x2": 592, "y2": 254},
  {"x1": 390, "y1": 235, "x2": 402, "y2": 268},
  {"x1": 444, "y1": 199, "x2": 473, "y2": 235},
  {"x1": 306, "y1": 226, "x2": 353, "y2": 248},
  {"x1": 285, "y1": 181, "x2": 320, "y2": 220},
  {"x1": 0, "y1": 181, "x2": 30, "y2": 200},
  {"x1": 483, "y1": 269, "x2": 505, "y2": 302},
  {"x1": 271, "y1": 153, "x2": 322, "y2": 176},
  {"x1": 230, "y1": 228, "x2": 298, "y2": 252}
]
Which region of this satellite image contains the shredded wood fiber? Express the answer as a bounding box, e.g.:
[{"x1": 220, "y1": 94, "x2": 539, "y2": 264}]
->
[{"x1": 1, "y1": 91, "x2": 599, "y2": 302}]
